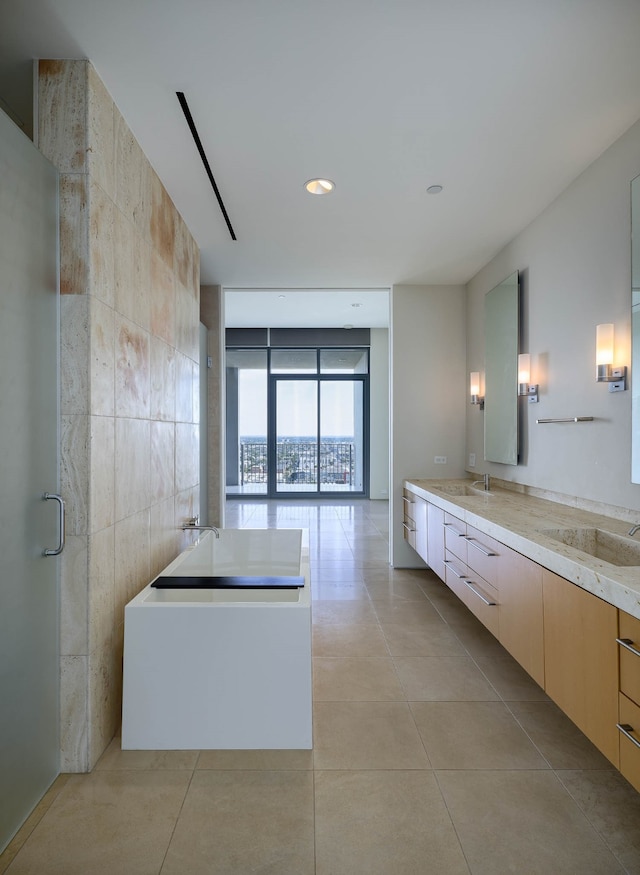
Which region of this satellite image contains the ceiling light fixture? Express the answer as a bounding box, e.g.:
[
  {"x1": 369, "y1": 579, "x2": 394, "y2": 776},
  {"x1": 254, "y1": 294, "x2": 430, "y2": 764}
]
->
[
  {"x1": 351, "y1": 303, "x2": 362, "y2": 308},
  {"x1": 426, "y1": 184, "x2": 443, "y2": 195},
  {"x1": 305, "y1": 178, "x2": 335, "y2": 195}
]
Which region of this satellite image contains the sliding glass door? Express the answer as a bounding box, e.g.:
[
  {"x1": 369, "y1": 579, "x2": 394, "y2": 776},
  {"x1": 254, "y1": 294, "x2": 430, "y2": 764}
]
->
[
  {"x1": 272, "y1": 376, "x2": 366, "y2": 496},
  {"x1": 274, "y1": 380, "x2": 318, "y2": 492},
  {"x1": 320, "y1": 380, "x2": 364, "y2": 493},
  {"x1": 226, "y1": 347, "x2": 368, "y2": 497}
]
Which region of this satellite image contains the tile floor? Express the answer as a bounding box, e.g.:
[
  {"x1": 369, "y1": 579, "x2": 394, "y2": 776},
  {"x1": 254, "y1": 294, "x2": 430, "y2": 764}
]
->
[{"x1": 2, "y1": 498, "x2": 640, "y2": 874}]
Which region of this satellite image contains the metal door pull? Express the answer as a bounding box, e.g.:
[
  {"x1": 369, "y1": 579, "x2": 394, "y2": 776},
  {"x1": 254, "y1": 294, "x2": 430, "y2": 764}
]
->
[{"x1": 43, "y1": 492, "x2": 65, "y2": 556}]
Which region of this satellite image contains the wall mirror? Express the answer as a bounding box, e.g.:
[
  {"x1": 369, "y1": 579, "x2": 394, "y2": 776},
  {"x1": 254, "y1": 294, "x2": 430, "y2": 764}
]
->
[
  {"x1": 484, "y1": 271, "x2": 519, "y2": 465},
  {"x1": 631, "y1": 175, "x2": 640, "y2": 482}
]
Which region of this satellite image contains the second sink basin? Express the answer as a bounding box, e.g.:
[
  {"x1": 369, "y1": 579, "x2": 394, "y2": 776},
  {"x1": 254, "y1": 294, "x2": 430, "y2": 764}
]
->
[
  {"x1": 540, "y1": 527, "x2": 640, "y2": 566},
  {"x1": 432, "y1": 484, "x2": 493, "y2": 497}
]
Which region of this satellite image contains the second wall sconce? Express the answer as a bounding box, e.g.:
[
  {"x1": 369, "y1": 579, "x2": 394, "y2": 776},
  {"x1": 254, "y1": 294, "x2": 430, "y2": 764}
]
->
[
  {"x1": 470, "y1": 371, "x2": 484, "y2": 409},
  {"x1": 518, "y1": 353, "x2": 539, "y2": 403},
  {"x1": 596, "y1": 323, "x2": 627, "y2": 392}
]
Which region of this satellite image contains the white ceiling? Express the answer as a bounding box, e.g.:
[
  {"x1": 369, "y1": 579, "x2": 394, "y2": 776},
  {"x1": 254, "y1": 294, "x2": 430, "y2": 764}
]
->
[
  {"x1": 224, "y1": 288, "x2": 390, "y2": 328},
  {"x1": 3, "y1": 1, "x2": 640, "y2": 320}
]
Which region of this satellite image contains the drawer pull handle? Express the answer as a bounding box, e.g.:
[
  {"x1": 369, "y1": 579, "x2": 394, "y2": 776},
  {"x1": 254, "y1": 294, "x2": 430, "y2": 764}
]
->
[
  {"x1": 402, "y1": 496, "x2": 414, "y2": 505},
  {"x1": 466, "y1": 538, "x2": 496, "y2": 557},
  {"x1": 463, "y1": 579, "x2": 497, "y2": 606},
  {"x1": 444, "y1": 523, "x2": 466, "y2": 537},
  {"x1": 617, "y1": 638, "x2": 640, "y2": 659},
  {"x1": 402, "y1": 522, "x2": 415, "y2": 533},
  {"x1": 617, "y1": 723, "x2": 640, "y2": 750},
  {"x1": 444, "y1": 560, "x2": 467, "y2": 580}
]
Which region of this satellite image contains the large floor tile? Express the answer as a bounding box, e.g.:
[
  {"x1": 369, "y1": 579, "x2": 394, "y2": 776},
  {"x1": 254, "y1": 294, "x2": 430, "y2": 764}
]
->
[
  {"x1": 411, "y1": 701, "x2": 549, "y2": 769},
  {"x1": 437, "y1": 770, "x2": 625, "y2": 874},
  {"x1": 313, "y1": 623, "x2": 390, "y2": 656},
  {"x1": 311, "y1": 581, "x2": 370, "y2": 600},
  {"x1": 160, "y1": 771, "x2": 315, "y2": 875},
  {"x1": 313, "y1": 701, "x2": 430, "y2": 770},
  {"x1": 310, "y1": 563, "x2": 364, "y2": 582},
  {"x1": 508, "y1": 701, "x2": 614, "y2": 770},
  {"x1": 313, "y1": 656, "x2": 406, "y2": 701},
  {"x1": 6, "y1": 771, "x2": 191, "y2": 875},
  {"x1": 315, "y1": 771, "x2": 470, "y2": 875},
  {"x1": 312, "y1": 599, "x2": 378, "y2": 625},
  {"x1": 95, "y1": 737, "x2": 199, "y2": 771},
  {"x1": 196, "y1": 749, "x2": 313, "y2": 770},
  {"x1": 394, "y1": 656, "x2": 501, "y2": 701},
  {"x1": 371, "y1": 599, "x2": 444, "y2": 626},
  {"x1": 474, "y1": 655, "x2": 549, "y2": 701},
  {"x1": 446, "y1": 615, "x2": 508, "y2": 658},
  {"x1": 363, "y1": 567, "x2": 431, "y2": 584},
  {"x1": 0, "y1": 776, "x2": 70, "y2": 875},
  {"x1": 380, "y1": 621, "x2": 466, "y2": 657},
  {"x1": 364, "y1": 579, "x2": 430, "y2": 601},
  {"x1": 556, "y1": 769, "x2": 640, "y2": 874}
]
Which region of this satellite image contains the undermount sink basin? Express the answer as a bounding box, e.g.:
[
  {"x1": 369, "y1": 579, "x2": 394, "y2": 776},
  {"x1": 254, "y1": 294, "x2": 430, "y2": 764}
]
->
[
  {"x1": 540, "y1": 527, "x2": 640, "y2": 566},
  {"x1": 432, "y1": 483, "x2": 493, "y2": 497}
]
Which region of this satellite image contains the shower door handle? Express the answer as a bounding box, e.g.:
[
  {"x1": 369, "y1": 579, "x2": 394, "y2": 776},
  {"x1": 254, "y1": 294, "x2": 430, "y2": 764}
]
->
[{"x1": 43, "y1": 492, "x2": 65, "y2": 556}]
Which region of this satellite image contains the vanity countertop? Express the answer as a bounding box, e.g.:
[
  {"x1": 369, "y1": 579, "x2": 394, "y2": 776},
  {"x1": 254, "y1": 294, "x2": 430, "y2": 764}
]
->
[{"x1": 403, "y1": 478, "x2": 640, "y2": 620}]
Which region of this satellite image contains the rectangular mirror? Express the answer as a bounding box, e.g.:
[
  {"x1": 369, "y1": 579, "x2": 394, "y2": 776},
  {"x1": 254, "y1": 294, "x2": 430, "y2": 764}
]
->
[
  {"x1": 484, "y1": 271, "x2": 519, "y2": 465},
  {"x1": 631, "y1": 174, "x2": 640, "y2": 482}
]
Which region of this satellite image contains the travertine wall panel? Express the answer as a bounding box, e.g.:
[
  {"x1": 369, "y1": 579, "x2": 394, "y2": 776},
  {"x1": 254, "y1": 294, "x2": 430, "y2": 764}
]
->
[{"x1": 38, "y1": 59, "x2": 200, "y2": 770}]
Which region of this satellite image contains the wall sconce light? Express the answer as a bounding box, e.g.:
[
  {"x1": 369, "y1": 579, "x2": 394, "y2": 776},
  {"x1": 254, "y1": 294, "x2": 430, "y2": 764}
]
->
[
  {"x1": 518, "y1": 353, "x2": 539, "y2": 403},
  {"x1": 470, "y1": 371, "x2": 484, "y2": 409},
  {"x1": 596, "y1": 323, "x2": 627, "y2": 392}
]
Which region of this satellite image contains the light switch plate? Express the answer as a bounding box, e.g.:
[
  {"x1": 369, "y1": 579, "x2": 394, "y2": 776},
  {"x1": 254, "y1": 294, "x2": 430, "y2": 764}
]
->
[
  {"x1": 434, "y1": 456, "x2": 447, "y2": 464},
  {"x1": 469, "y1": 453, "x2": 476, "y2": 467}
]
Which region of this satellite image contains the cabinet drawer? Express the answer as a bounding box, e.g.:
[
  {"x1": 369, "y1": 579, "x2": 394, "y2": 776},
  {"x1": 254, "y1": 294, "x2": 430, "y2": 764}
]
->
[
  {"x1": 444, "y1": 515, "x2": 467, "y2": 563},
  {"x1": 465, "y1": 523, "x2": 502, "y2": 583},
  {"x1": 619, "y1": 612, "x2": 640, "y2": 708},
  {"x1": 618, "y1": 692, "x2": 640, "y2": 794},
  {"x1": 444, "y1": 549, "x2": 499, "y2": 638},
  {"x1": 402, "y1": 493, "x2": 416, "y2": 549}
]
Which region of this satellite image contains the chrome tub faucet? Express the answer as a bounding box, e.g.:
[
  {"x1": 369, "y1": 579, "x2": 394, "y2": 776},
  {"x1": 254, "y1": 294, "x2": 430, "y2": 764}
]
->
[{"x1": 182, "y1": 516, "x2": 220, "y2": 538}]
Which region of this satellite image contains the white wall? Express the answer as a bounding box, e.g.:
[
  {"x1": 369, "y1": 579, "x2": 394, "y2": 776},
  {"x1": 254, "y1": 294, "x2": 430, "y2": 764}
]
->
[
  {"x1": 391, "y1": 285, "x2": 467, "y2": 565},
  {"x1": 466, "y1": 115, "x2": 640, "y2": 514},
  {"x1": 369, "y1": 327, "x2": 389, "y2": 499}
]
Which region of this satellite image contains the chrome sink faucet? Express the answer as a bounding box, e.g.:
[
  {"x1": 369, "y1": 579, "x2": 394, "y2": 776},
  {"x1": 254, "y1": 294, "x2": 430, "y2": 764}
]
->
[
  {"x1": 628, "y1": 524, "x2": 640, "y2": 537},
  {"x1": 472, "y1": 473, "x2": 491, "y2": 491}
]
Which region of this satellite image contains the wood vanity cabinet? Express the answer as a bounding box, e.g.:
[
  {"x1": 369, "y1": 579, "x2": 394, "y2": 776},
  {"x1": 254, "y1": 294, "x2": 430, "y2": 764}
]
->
[
  {"x1": 414, "y1": 495, "x2": 428, "y2": 563},
  {"x1": 444, "y1": 515, "x2": 500, "y2": 638},
  {"x1": 402, "y1": 489, "x2": 428, "y2": 563},
  {"x1": 498, "y1": 547, "x2": 544, "y2": 687},
  {"x1": 617, "y1": 610, "x2": 640, "y2": 792},
  {"x1": 426, "y1": 502, "x2": 445, "y2": 581},
  {"x1": 542, "y1": 570, "x2": 619, "y2": 767},
  {"x1": 403, "y1": 483, "x2": 640, "y2": 777},
  {"x1": 402, "y1": 491, "x2": 417, "y2": 551}
]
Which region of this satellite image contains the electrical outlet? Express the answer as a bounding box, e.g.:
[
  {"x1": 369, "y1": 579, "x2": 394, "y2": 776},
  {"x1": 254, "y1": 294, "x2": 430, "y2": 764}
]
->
[
  {"x1": 469, "y1": 453, "x2": 476, "y2": 467},
  {"x1": 434, "y1": 456, "x2": 447, "y2": 464}
]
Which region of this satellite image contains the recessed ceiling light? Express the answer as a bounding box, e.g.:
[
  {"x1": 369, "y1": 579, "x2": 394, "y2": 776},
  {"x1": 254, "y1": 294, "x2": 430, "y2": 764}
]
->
[
  {"x1": 427, "y1": 184, "x2": 443, "y2": 195},
  {"x1": 278, "y1": 294, "x2": 286, "y2": 299},
  {"x1": 305, "y1": 178, "x2": 335, "y2": 195},
  {"x1": 351, "y1": 303, "x2": 362, "y2": 308}
]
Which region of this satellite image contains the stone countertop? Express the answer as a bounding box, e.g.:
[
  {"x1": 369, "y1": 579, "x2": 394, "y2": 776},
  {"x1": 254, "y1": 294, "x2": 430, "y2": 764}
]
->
[{"x1": 403, "y1": 478, "x2": 640, "y2": 620}]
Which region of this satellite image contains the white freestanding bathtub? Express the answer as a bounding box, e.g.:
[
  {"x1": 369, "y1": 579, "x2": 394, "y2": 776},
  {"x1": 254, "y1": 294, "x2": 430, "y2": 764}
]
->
[{"x1": 121, "y1": 528, "x2": 312, "y2": 750}]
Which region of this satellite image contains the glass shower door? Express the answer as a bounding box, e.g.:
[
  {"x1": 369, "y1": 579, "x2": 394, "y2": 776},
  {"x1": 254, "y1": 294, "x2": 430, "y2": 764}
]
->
[{"x1": 0, "y1": 111, "x2": 60, "y2": 851}]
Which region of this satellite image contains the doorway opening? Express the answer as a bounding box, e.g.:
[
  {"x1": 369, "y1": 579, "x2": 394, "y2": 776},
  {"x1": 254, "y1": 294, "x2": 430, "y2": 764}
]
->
[{"x1": 226, "y1": 345, "x2": 369, "y2": 498}]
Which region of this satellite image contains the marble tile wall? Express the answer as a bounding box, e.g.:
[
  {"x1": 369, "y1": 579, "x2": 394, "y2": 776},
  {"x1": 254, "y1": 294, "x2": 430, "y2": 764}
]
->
[{"x1": 38, "y1": 60, "x2": 201, "y2": 771}]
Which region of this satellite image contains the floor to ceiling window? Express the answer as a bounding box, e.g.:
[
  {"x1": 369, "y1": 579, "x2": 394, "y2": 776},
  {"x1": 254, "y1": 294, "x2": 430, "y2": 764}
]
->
[{"x1": 226, "y1": 342, "x2": 369, "y2": 498}]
